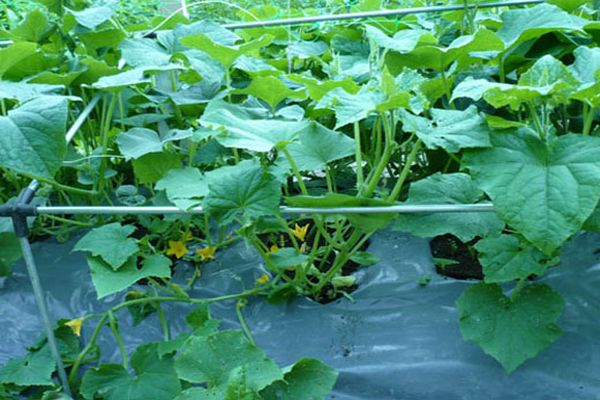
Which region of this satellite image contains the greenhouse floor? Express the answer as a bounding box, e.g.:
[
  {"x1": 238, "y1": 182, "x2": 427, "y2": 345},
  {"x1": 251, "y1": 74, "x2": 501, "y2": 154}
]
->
[{"x1": 1, "y1": 230, "x2": 599, "y2": 400}]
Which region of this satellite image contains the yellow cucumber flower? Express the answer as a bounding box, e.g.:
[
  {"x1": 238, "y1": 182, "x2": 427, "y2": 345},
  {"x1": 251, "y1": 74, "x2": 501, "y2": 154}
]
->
[
  {"x1": 255, "y1": 274, "x2": 270, "y2": 285},
  {"x1": 167, "y1": 240, "x2": 188, "y2": 259},
  {"x1": 291, "y1": 223, "x2": 309, "y2": 241},
  {"x1": 65, "y1": 318, "x2": 84, "y2": 336},
  {"x1": 197, "y1": 246, "x2": 217, "y2": 261}
]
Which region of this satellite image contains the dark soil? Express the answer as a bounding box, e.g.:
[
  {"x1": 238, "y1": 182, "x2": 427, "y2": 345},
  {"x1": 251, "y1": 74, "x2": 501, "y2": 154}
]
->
[
  {"x1": 429, "y1": 234, "x2": 483, "y2": 280},
  {"x1": 259, "y1": 218, "x2": 369, "y2": 304}
]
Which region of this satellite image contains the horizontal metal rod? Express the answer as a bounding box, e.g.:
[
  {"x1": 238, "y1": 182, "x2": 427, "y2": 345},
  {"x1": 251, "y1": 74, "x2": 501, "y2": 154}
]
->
[
  {"x1": 223, "y1": 0, "x2": 544, "y2": 29},
  {"x1": 36, "y1": 204, "x2": 494, "y2": 216}
]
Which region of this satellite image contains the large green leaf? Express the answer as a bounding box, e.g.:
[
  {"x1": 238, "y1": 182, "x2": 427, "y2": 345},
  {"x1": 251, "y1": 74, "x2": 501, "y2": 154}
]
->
[
  {"x1": 287, "y1": 75, "x2": 359, "y2": 101},
  {"x1": 120, "y1": 38, "x2": 171, "y2": 68},
  {"x1": 199, "y1": 100, "x2": 308, "y2": 152},
  {"x1": 452, "y1": 55, "x2": 579, "y2": 109},
  {"x1": 261, "y1": 358, "x2": 338, "y2": 400},
  {"x1": 0, "y1": 42, "x2": 37, "y2": 78},
  {"x1": 497, "y1": 3, "x2": 588, "y2": 48},
  {"x1": 0, "y1": 96, "x2": 68, "y2": 179},
  {"x1": 203, "y1": 160, "x2": 281, "y2": 224},
  {"x1": 399, "y1": 106, "x2": 491, "y2": 153},
  {"x1": 116, "y1": 128, "x2": 164, "y2": 160},
  {"x1": 394, "y1": 173, "x2": 503, "y2": 241},
  {"x1": 80, "y1": 344, "x2": 181, "y2": 400},
  {"x1": 7, "y1": 9, "x2": 51, "y2": 43},
  {"x1": 156, "y1": 167, "x2": 209, "y2": 210},
  {"x1": 0, "y1": 346, "x2": 54, "y2": 386},
  {"x1": 569, "y1": 46, "x2": 600, "y2": 83},
  {"x1": 0, "y1": 233, "x2": 21, "y2": 277},
  {"x1": 457, "y1": 283, "x2": 564, "y2": 372},
  {"x1": 67, "y1": 0, "x2": 119, "y2": 30},
  {"x1": 286, "y1": 193, "x2": 395, "y2": 230},
  {"x1": 180, "y1": 33, "x2": 273, "y2": 68},
  {"x1": 233, "y1": 76, "x2": 306, "y2": 110},
  {"x1": 132, "y1": 152, "x2": 182, "y2": 184},
  {"x1": 315, "y1": 88, "x2": 384, "y2": 128},
  {"x1": 87, "y1": 254, "x2": 171, "y2": 299},
  {"x1": 464, "y1": 131, "x2": 600, "y2": 254},
  {"x1": 175, "y1": 330, "x2": 282, "y2": 391},
  {"x1": 0, "y1": 81, "x2": 64, "y2": 102},
  {"x1": 475, "y1": 234, "x2": 553, "y2": 283},
  {"x1": 74, "y1": 223, "x2": 139, "y2": 271},
  {"x1": 384, "y1": 27, "x2": 503, "y2": 71},
  {"x1": 284, "y1": 122, "x2": 355, "y2": 171},
  {"x1": 365, "y1": 26, "x2": 437, "y2": 54}
]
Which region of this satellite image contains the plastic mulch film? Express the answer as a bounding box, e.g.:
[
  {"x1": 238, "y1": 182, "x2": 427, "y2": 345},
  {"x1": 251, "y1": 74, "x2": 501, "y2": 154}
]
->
[{"x1": 1, "y1": 230, "x2": 600, "y2": 399}]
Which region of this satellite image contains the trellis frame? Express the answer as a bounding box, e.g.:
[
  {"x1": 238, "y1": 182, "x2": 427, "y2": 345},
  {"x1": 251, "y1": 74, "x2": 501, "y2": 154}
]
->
[{"x1": 0, "y1": 0, "x2": 544, "y2": 393}]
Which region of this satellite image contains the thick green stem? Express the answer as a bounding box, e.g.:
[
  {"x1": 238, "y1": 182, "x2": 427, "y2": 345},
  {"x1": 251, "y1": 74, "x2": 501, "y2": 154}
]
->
[
  {"x1": 281, "y1": 147, "x2": 307, "y2": 194},
  {"x1": 353, "y1": 122, "x2": 364, "y2": 190},
  {"x1": 108, "y1": 311, "x2": 128, "y2": 370},
  {"x1": 510, "y1": 277, "x2": 528, "y2": 302},
  {"x1": 363, "y1": 114, "x2": 394, "y2": 197},
  {"x1": 97, "y1": 94, "x2": 117, "y2": 197},
  {"x1": 583, "y1": 103, "x2": 596, "y2": 135},
  {"x1": 69, "y1": 314, "x2": 108, "y2": 383},
  {"x1": 387, "y1": 140, "x2": 422, "y2": 201},
  {"x1": 236, "y1": 301, "x2": 255, "y2": 346}
]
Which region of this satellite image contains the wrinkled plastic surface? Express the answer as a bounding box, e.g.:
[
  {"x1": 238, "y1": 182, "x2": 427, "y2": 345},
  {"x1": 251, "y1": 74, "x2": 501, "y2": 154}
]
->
[{"x1": 1, "y1": 230, "x2": 600, "y2": 399}]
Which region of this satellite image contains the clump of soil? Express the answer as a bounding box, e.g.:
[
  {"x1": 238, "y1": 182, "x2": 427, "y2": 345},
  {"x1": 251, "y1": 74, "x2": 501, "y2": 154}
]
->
[
  {"x1": 429, "y1": 234, "x2": 483, "y2": 280},
  {"x1": 259, "y1": 219, "x2": 369, "y2": 304}
]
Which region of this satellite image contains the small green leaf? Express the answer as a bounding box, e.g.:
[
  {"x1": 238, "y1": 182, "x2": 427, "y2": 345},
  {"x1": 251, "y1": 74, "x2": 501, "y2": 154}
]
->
[
  {"x1": 116, "y1": 128, "x2": 164, "y2": 160},
  {"x1": 287, "y1": 41, "x2": 329, "y2": 59},
  {"x1": 569, "y1": 46, "x2": 600, "y2": 83},
  {"x1": 180, "y1": 33, "x2": 273, "y2": 68},
  {"x1": 74, "y1": 223, "x2": 139, "y2": 270},
  {"x1": 457, "y1": 283, "x2": 564, "y2": 372},
  {"x1": 234, "y1": 76, "x2": 306, "y2": 110},
  {"x1": 87, "y1": 254, "x2": 171, "y2": 299},
  {"x1": 81, "y1": 343, "x2": 181, "y2": 400},
  {"x1": 284, "y1": 122, "x2": 355, "y2": 171},
  {"x1": 395, "y1": 173, "x2": 503, "y2": 241},
  {"x1": 475, "y1": 235, "x2": 552, "y2": 283},
  {"x1": 175, "y1": 330, "x2": 283, "y2": 390},
  {"x1": 315, "y1": 88, "x2": 384, "y2": 128},
  {"x1": 350, "y1": 251, "x2": 380, "y2": 266},
  {"x1": 156, "y1": 168, "x2": 209, "y2": 210},
  {"x1": 261, "y1": 358, "x2": 338, "y2": 400},
  {"x1": 204, "y1": 160, "x2": 281, "y2": 224},
  {"x1": 132, "y1": 152, "x2": 182, "y2": 184},
  {"x1": 287, "y1": 75, "x2": 360, "y2": 101},
  {"x1": 0, "y1": 346, "x2": 54, "y2": 386},
  {"x1": 269, "y1": 248, "x2": 309, "y2": 270},
  {"x1": 464, "y1": 131, "x2": 600, "y2": 254}
]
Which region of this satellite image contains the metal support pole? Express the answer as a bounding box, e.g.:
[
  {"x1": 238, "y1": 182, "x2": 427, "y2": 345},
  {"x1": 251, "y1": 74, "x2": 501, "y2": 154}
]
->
[
  {"x1": 35, "y1": 203, "x2": 494, "y2": 216},
  {"x1": 5, "y1": 188, "x2": 72, "y2": 396},
  {"x1": 17, "y1": 237, "x2": 72, "y2": 396},
  {"x1": 222, "y1": 0, "x2": 544, "y2": 29}
]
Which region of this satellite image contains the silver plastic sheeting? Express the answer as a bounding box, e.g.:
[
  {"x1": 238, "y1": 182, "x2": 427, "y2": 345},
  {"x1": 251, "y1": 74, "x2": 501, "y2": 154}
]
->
[{"x1": 1, "y1": 230, "x2": 600, "y2": 399}]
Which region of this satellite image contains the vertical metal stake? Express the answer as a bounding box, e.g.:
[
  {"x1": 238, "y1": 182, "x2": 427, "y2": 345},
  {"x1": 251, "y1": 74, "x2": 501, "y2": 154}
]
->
[{"x1": 18, "y1": 237, "x2": 73, "y2": 397}]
